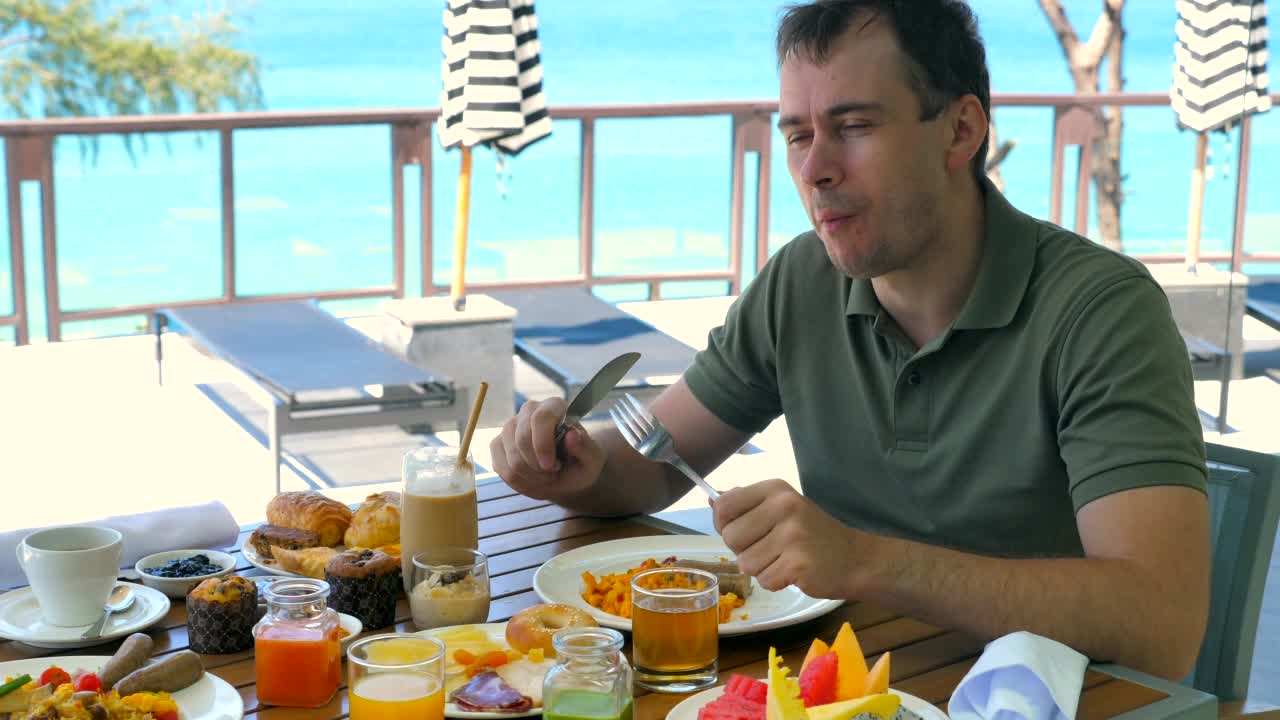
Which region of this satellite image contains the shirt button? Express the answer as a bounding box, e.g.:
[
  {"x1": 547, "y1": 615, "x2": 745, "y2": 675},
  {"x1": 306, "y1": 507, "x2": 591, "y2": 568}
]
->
[{"x1": 908, "y1": 371, "x2": 922, "y2": 386}]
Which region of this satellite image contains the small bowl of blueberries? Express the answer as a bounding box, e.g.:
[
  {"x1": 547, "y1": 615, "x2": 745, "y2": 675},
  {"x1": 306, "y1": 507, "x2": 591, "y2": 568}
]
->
[{"x1": 135, "y1": 549, "x2": 237, "y2": 598}]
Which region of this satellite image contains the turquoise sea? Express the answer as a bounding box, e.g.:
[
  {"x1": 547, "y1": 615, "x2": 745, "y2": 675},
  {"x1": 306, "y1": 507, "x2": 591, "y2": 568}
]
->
[{"x1": 2, "y1": 0, "x2": 1277, "y2": 340}]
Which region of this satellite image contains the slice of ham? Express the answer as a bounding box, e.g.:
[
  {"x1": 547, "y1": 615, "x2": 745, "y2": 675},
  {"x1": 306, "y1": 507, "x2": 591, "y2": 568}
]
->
[{"x1": 451, "y1": 671, "x2": 534, "y2": 713}]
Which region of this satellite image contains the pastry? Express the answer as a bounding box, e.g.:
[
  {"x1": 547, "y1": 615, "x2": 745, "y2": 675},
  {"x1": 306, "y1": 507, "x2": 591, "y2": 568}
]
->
[
  {"x1": 266, "y1": 491, "x2": 353, "y2": 546},
  {"x1": 325, "y1": 549, "x2": 402, "y2": 629},
  {"x1": 249, "y1": 524, "x2": 322, "y2": 560},
  {"x1": 344, "y1": 491, "x2": 401, "y2": 549},
  {"x1": 187, "y1": 575, "x2": 257, "y2": 653},
  {"x1": 272, "y1": 545, "x2": 339, "y2": 579}
]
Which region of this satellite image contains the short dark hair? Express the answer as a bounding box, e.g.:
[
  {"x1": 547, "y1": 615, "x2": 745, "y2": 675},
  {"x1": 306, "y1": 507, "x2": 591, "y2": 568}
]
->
[{"x1": 776, "y1": 0, "x2": 991, "y2": 184}]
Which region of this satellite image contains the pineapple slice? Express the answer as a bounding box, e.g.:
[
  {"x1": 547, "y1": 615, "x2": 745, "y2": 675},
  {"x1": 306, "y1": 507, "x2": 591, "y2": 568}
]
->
[
  {"x1": 806, "y1": 693, "x2": 901, "y2": 720},
  {"x1": 766, "y1": 647, "x2": 809, "y2": 720}
]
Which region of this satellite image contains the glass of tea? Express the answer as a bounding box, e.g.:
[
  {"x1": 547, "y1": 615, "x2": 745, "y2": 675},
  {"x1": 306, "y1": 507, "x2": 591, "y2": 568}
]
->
[
  {"x1": 347, "y1": 634, "x2": 446, "y2": 720},
  {"x1": 630, "y1": 567, "x2": 719, "y2": 692}
]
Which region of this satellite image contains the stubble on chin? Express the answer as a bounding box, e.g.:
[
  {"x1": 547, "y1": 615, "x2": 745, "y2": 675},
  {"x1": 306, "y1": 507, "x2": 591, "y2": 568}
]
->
[
  {"x1": 819, "y1": 229, "x2": 891, "y2": 280},
  {"x1": 824, "y1": 193, "x2": 937, "y2": 280}
]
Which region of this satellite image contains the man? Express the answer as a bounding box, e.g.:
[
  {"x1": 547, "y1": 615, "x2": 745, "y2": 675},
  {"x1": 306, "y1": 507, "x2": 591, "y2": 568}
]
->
[{"x1": 491, "y1": 0, "x2": 1209, "y2": 680}]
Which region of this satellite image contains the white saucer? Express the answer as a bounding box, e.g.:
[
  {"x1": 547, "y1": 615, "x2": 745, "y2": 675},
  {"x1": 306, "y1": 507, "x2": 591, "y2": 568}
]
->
[
  {"x1": 338, "y1": 612, "x2": 363, "y2": 654},
  {"x1": 0, "y1": 582, "x2": 171, "y2": 649}
]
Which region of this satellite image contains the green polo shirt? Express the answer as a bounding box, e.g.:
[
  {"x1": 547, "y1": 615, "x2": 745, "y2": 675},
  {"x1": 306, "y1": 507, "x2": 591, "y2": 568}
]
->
[{"x1": 684, "y1": 183, "x2": 1206, "y2": 557}]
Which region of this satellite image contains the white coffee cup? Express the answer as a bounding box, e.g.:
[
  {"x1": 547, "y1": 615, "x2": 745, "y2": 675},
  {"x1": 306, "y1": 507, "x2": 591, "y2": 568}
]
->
[{"x1": 16, "y1": 526, "x2": 124, "y2": 627}]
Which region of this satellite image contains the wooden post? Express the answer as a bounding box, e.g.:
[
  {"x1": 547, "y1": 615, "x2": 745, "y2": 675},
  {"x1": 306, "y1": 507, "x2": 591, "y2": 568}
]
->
[
  {"x1": 1186, "y1": 131, "x2": 1208, "y2": 269},
  {"x1": 451, "y1": 146, "x2": 473, "y2": 310}
]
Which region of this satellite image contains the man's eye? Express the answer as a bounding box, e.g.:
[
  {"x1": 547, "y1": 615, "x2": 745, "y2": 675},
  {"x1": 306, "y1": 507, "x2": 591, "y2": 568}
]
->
[
  {"x1": 842, "y1": 122, "x2": 870, "y2": 132},
  {"x1": 786, "y1": 133, "x2": 812, "y2": 146}
]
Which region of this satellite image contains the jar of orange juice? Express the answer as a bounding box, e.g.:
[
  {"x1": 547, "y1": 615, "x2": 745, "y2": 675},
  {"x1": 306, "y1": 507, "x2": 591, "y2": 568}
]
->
[{"x1": 253, "y1": 578, "x2": 341, "y2": 708}]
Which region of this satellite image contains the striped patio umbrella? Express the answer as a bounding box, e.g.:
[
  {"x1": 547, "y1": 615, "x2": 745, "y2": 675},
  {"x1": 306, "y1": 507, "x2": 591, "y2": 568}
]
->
[
  {"x1": 440, "y1": 0, "x2": 551, "y2": 309},
  {"x1": 1171, "y1": 0, "x2": 1270, "y2": 265}
]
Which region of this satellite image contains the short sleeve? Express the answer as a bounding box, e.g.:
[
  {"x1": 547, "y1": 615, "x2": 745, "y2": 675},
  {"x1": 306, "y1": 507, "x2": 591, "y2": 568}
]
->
[
  {"x1": 682, "y1": 251, "x2": 786, "y2": 434},
  {"x1": 1056, "y1": 276, "x2": 1208, "y2": 512}
]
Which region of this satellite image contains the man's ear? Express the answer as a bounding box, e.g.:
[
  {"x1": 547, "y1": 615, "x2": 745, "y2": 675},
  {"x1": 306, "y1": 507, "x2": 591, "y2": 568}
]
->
[{"x1": 945, "y1": 94, "x2": 988, "y2": 173}]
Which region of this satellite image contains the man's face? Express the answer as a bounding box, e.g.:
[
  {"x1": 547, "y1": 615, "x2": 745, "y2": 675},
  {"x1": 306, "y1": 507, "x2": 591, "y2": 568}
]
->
[{"x1": 778, "y1": 19, "x2": 951, "y2": 279}]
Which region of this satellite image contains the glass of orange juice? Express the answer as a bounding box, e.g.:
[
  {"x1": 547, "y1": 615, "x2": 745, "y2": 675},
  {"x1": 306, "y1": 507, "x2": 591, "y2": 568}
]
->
[
  {"x1": 631, "y1": 567, "x2": 719, "y2": 693},
  {"x1": 347, "y1": 634, "x2": 446, "y2": 720}
]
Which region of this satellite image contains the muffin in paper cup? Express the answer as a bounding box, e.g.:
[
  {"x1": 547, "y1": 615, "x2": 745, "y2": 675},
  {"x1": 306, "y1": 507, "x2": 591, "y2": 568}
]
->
[
  {"x1": 187, "y1": 575, "x2": 258, "y2": 654},
  {"x1": 325, "y1": 549, "x2": 401, "y2": 629}
]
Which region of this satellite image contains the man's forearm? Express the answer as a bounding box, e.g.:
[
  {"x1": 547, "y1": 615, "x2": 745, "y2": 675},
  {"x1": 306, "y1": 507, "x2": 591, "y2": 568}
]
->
[
  {"x1": 553, "y1": 423, "x2": 692, "y2": 517},
  {"x1": 859, "y1": 535, "x2": 1204, "y2": 680}
]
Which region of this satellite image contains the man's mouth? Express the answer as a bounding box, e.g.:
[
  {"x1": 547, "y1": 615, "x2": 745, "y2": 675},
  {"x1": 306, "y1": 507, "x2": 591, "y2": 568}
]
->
[{"x1": 816, "y1": 211, "x2": 853, "y2": 234}]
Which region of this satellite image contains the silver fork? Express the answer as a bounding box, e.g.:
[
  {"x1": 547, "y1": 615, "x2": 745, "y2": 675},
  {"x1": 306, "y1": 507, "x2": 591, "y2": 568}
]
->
[{"x1": 610, "y1": 393, "x2": 721, "y2": 500}]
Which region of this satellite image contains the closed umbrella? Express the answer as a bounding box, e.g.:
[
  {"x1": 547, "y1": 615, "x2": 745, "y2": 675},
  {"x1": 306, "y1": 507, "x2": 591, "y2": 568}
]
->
[
  {"x1": 440, "y1": 0, "x2": 551, "y2": 310},
  {"x1": 1171, "y1": 0, "x2": 1270, "y2": 265}
]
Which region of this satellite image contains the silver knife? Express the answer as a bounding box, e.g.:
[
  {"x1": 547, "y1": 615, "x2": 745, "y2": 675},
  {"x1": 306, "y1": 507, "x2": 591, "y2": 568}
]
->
[{"x1": 554, "y1": 351, "x2": 642, "y2": 444}]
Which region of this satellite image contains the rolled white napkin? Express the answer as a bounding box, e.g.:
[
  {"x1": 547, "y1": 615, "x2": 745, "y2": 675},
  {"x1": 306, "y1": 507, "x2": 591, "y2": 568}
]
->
[
  {"x1": 949, "y1": 631, "x2": 1090, "y2": 720},
  {"x1": 1, "y1": 502, "x2": 241, "y2": 590}
]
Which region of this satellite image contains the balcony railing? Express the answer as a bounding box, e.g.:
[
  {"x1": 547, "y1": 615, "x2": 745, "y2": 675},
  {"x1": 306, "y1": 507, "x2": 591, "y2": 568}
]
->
[{"x1": 1, "y1": 92, "x2": 1277, "y2": 345}]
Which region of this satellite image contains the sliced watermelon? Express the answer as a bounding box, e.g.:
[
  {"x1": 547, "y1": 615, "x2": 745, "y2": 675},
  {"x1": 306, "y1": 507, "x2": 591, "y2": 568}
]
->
[
  {"x1": 798, "y1": 651, "x2": 839, "y2": 707},
  {"x1": 699, "y1": 707, "x2": 751, "y2": 720},
  {"x1": 698, "y1": 709, "x2": 758, "y2": 720},
  {"x1": 723, "y1": 673, "x2": 768, "y2": 703},
  {"x1": 716, "y1": 691, "x2": 762, "y2": 707},
  {"x1": 724, "y1": 674, "x2": 745, "y2": 696},
  {"x1": 698, "y1": 693, "x2": 766, "y2": 720}
]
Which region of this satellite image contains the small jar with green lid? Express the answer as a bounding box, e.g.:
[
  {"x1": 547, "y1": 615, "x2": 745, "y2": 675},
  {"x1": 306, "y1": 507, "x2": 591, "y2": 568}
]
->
[{"x1": 542, "y1": 626, "x2": 633, "y2": 720}]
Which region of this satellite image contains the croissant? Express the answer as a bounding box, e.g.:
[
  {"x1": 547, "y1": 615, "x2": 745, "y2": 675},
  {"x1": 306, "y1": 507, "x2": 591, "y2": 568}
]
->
[
  {"x1": 266, "y1": 491, "x2": 353, "y2": 547},
  {"x1": 272, "y1": 546, "x2": 339, "y2": 580},
  {"x1": 344, "y1": 491, "x2": 401, "y2": 549}
]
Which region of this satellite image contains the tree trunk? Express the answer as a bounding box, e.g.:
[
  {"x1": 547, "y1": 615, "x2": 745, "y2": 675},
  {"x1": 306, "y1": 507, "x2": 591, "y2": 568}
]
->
[
  {"x1": 1039, "y1": 0, "x2": 1126, "y2": 251},
  {"x1": 1093, "y1": 9, "x2": 1125, "y2": 251}
]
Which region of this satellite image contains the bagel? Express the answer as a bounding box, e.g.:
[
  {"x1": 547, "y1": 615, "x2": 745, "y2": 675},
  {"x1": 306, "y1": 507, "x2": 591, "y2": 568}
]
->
[{"x1": 505, "y1": 603, "x2": 598, "y2": 656}]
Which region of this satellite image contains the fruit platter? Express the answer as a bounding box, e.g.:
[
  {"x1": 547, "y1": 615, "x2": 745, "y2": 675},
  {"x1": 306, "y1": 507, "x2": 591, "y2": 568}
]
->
[{"x1": 669, "y1": 622, "x2": 946, "y2": 720}]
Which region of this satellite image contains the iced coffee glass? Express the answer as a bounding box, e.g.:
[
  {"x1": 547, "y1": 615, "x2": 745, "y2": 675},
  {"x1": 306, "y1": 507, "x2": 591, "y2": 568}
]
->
[{"x1": 401, "y1": 446, "x2": 479, "y2": 591}]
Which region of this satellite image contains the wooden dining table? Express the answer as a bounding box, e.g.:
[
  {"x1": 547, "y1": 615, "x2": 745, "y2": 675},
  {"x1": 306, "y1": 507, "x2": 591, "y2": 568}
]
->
[{"x1": 0, "y1": 474, "x2": 1218, "y2": 720}]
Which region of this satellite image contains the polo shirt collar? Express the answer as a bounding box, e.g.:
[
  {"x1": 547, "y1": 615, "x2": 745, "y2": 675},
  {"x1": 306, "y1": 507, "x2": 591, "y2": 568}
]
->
[
  {"x1": 844, "y1": 179, "x2": 1037, "y2": 330},
  {"x1": 845, "y1": 274, "x2": 880, "y2": 317}
]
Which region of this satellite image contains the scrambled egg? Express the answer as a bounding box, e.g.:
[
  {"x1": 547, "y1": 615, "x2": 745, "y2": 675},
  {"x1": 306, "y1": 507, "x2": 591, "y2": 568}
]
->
[{"x1": 14, "y1": 683, "x2": 177, "y2": 720}]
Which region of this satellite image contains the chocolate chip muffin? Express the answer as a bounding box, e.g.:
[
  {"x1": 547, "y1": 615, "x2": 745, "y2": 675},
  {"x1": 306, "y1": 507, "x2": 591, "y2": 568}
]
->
[
  {"x1": 187, "y1": 575, "x2": 258, "y2": 653},
  {"x1": 325, "y1": 549, "x2": 401, "y2": 629},
  {"x1": 248, "y1": 524, "x2": 322, "y2": 560}
]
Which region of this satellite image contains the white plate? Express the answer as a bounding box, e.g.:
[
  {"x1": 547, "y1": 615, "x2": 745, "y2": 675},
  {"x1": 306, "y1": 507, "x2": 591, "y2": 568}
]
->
[
  {"x1": 667, "y1": 686, "x2": 948, "y2": 720},
  {"x1": 415, "y1": 622, "x2": 541, "y2": 719},
  {"x1": 532, "y1": 536, "x2": 843, "y2": 636},
  {"x1": 241, "y1": 542, "x2": 347, "y2": 578},
  {"x1": 0, "y1": 656, "x2": 243, "y2": 720},
  {"x1": 0, "y1": 582, "x2": 171, "y2": 649}
]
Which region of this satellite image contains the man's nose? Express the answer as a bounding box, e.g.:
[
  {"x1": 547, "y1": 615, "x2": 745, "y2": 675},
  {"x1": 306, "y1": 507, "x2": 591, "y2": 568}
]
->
[{"x1": 799, "y1": 134, "x2": 844, "y2": 188}]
